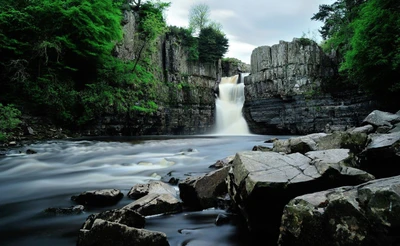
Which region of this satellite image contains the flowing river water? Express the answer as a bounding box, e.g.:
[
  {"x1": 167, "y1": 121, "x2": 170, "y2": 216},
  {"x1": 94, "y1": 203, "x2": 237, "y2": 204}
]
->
[
  {"x1": 0, "y1": 74, "x2": 285, "y2": 245},
  {"x1": 0, "y1": 135, "x2": 289, "y2": 245}
]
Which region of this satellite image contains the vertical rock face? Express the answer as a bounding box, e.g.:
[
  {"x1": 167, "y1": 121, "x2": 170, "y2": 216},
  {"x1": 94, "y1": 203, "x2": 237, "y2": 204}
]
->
[
  {"x1": 244, "y1": 38, "x2": 377, "y2": 134},
  {"x1": 92, "y1": 11, "x2": 221, "y2": 136}
]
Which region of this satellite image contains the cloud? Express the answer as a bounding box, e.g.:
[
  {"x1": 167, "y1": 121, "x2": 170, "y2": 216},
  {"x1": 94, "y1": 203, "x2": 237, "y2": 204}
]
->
[{"x1": 165, "y1": 0, "x2": 332, "y2": 64}]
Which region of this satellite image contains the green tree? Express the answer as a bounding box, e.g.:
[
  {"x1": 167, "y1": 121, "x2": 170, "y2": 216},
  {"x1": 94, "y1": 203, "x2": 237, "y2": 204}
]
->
[
  {"x1": 188, "y1": 3, "x2": 210, "y2": 35},
  {"x1": 0, "y1": 103, "x2": 21, "y2": 141},
  {"x1": 198, "y1": 27, "x2": 229, "y2": 63},
  {"x1": 340, "y1": 0, "x2": 400, "y2": 105},
  {"x1": 312, "y1": 0, "x2": 365, "y2": 56}
]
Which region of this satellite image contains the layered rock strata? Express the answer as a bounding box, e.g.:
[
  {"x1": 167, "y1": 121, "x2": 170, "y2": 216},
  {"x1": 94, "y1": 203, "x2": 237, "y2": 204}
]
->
[{"x1": 244, "y1": 38, "x2": 377, "y2": 134}]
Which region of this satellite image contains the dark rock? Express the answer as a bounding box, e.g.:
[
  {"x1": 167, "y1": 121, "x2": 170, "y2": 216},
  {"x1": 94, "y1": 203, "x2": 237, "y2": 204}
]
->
[
  {"x1": 77, "y1": 219, "x2": 169, "y2": 246},
  {"x1": 81, "y1": 208, "x2": 145, "y2": 230},
  {"x1": 272, "y1": 133, "x2": 327, "y2": 154},
  {"x1": 278, "y1": 175, "x2": 400, "y2": 246},
  {"x1": 72, "y1": 189, "x2": 123, "y2": 206},
  {"x1": 215, "y1": 213, "x2": 231, "y2": 226},
  {"x1": 24, "y1": 126, "x2": 35, "y2": 135},
  {"x1": 252, "y1": 145, "x2": 272, "y2": 152},
  {"x1": 179, "y1": 166, "x2": 230, "y2": 210},
  {"x1": 348, "y1": 124, "x2": 374, "y2": 134},
  {"x1": 123, "y1": 193, "x2": 182, "y2": 216},
  {"x1": 209, "y1": 155, "x2": 234, "y2": 169},
  {"x1": 362, "y1": 110, "x2": 400, "y2": 128},
  {"x1": 359, "y1": 132, "x2": 400, "y2": 178},
  {"x1": 44, "y1": 205, "x2": 84, "y2": 215},
  {"x1": 127, "y1": 181, "x2": 177, "y2": 199},
  {"x1": 273, "y1": 131, "x2": 368, "y2": 154},
  {"x1": 26, "y1": 149, "x2": 37, "y2": 154},
  {"x1": 264, "y1": 138, "x2": 278, "y2": 143},
  {"x1": 227, "y1": 151, "x2": 374, "y2": 244},
  {"x1": 389, "y1": 123, "x2": 400, "y2": 133}
]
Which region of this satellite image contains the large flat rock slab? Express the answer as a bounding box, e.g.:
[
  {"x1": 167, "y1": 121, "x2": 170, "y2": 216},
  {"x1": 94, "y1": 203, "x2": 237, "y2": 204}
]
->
[{"x1": 227, "y1": 151, "x2": 374, "y2": 244}]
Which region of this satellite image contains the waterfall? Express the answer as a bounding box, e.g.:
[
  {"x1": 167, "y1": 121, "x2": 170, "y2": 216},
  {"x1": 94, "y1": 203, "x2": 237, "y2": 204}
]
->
[{"x1": 214, "y1": 73, "x2": 250, "y2": 135}]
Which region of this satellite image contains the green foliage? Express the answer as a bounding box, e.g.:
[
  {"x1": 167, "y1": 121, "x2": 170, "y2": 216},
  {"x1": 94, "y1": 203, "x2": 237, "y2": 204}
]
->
[
  {"x1": 0, "y1": 103, "x2": 21, "y2": 141},
  {"x1": 198, "y1": 27, "x2": 229, "y2": 63},
  {"x1": 222, "y1": 57, "x2": 241, "y2": 66},
  {"x1": 298, "y1": 37, "x2": 313, "y2": 47},
  {"x1": 0, "y1": 0, "x2": 168, "y2": 128},
  {"x1": 340, "y1": 0, "x2": 400, "y2": 103},
  {"x1": 188, "y1": 3, "x2": 210, "y2": 35},
  {"x1": 168, "y1": 26, "x2": 199, "y2": 61},
  {"x1": 312, "y1": 0, "x2": 365, "y2": 58}
]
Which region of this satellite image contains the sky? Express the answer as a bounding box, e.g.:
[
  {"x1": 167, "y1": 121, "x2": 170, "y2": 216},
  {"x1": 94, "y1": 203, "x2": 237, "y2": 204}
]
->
[{"x1": 165, "y1": 0, "x2": 334, "y2": 64}]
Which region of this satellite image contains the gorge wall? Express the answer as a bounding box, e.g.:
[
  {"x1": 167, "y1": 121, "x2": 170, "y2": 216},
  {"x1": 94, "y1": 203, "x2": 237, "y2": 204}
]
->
[
  {"x1": 93, "y1": 11, "x2": 221, "y2": 136},
  {"x1": 244, "y1": 38, "x2": 377, "y2": 134}
]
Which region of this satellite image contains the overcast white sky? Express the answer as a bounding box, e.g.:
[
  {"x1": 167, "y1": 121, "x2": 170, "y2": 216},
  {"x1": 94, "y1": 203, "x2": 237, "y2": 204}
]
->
[{"x1": 165, "y1": 0, "x2": 334, "y2": 64}]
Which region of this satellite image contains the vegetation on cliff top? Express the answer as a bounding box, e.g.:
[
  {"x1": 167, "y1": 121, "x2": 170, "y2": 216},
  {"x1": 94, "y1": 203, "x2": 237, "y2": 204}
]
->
[
  {"x1": 0, "y1": 0, "x2": 171, "y2": 140},
  {"x1": 168, "y1": 3, "x2": 229, "y2": 64}
]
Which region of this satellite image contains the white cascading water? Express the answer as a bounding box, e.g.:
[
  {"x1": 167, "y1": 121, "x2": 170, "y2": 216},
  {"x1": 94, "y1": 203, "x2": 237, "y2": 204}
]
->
[{"x1": 214, "y1": 73, "x2": 250, "y2": 135}]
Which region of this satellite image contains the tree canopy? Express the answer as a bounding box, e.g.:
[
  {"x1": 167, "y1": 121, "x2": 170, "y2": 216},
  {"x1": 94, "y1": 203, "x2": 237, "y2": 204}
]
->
[
  {"x1": 0, "y1": 0, "x2": 170, "y2": 129},
  {"x1": 313, "y1": 0, "x2": 400, "y2": 107}
]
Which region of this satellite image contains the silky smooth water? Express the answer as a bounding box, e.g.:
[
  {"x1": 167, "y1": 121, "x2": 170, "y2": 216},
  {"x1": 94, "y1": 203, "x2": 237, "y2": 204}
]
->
[
  {"x1": 215, "y1": 74, "x2": 250, "y2": 135},
  {"x1": 0, "y1": 135, "x2": 286, "y2": 246}
]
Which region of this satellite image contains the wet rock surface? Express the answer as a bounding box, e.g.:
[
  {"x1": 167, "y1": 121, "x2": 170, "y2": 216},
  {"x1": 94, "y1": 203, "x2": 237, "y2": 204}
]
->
[
  {"x1": 227, "y1": 150, "x2": 374, "y2": 244},
  {"x1": 77, "y1": 219, "x2": 169, "y2": 246},
  {"x1": 179, "y1": 166, "x2": 230, "y2": 210},
  {"x1": 71, "y1": 189, "x2": 124, "y2": 207},
  {"x1": 279, "y1": 175, "x2": 400, "y2": 246}
]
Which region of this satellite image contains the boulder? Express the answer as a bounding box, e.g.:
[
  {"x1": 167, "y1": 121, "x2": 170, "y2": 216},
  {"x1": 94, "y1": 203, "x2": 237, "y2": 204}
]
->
[
  {"x1": 252, "y1": 145, "x2": 272, "y2": 152},
  {"x1": 71, "y1": 189, "x2": 123, "y2": 206},
  {"x1": 44, "y1": 205, "x2": 85, "y2": 215},
  {"x1": 127, "y1": 181, "x2": 177, "y2": 199},
  {"x1": 209, "y1": 155, "x2": 235, "y2": 169},
  {"x1": 227, "y1": 151, "x2": 374, "y2": 244},
  {"x1": 123, "y1": 193, "x2": 182, "y2": 216},
  {"x1": 272, "y1": 131, "x2": 368, "y2": 154},
  {"x1": 179, "y1": 166, "x2": 230, "y2": 210},
  {"x1": 359, "y1": 132, "x2": 400, "y2": 178},
  {"x1": 77, "y1": 219, "x2": 169, "y2": 246},
  {"x1": 362, "y1": 110, "x2": 400, "y2": 129},
  {"x1": 389, "y1": 123, "x2": 400, "y2": 133},
  {"x1": 278, "y1": 175, "x2": 400, "y2": 246},
  {"x1": 81, "y1": 208, "x2": 145, "y2": 230},
  {"x1": 348, "y1": 124, "x2": 374, "y2": 134}
]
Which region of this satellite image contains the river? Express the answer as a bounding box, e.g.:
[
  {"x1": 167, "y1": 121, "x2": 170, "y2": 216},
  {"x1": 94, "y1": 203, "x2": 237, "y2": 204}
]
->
[{"x1": 0, "y1": 134, "x2": 289, "y2": 246}]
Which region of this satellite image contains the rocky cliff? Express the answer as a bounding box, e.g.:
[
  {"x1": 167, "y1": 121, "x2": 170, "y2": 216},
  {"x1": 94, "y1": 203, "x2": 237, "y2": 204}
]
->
[
  {"x1": 92, "y1": 11, "x2": 222, "y2": 135},
  {"x1": 244, "y1": 38, "x2": 377, "y2": 134}
]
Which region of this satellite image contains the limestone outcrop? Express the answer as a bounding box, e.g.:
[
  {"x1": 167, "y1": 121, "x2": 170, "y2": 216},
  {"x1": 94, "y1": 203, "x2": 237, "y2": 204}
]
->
[
  {"x1": 244, "y1": 38, "x2": 377, "y2": 134},
  {"x1": 226, "y1": 150, "x2": 374, "y2": 244},
  {"x1": 278, "y1": 175, "x2": 400, "y2": 246}
]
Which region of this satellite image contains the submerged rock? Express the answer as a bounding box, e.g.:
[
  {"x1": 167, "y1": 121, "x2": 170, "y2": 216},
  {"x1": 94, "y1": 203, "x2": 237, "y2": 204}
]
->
[
  {"x1": 71, "y1": 189, "x2": 123, "y2": 206},
  {"x1": 77, "y1": 219, "x2": 169, "y2": 246},
  {"x1": 44, "y1": 205, "x2": 85, "y2": 215}
]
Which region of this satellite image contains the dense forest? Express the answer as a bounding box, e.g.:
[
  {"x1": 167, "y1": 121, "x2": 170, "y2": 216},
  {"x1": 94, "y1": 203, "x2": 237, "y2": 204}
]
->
[
  {"x1": 0, "y1": 0, "x2": 228, "y2": 141},
  {"x1": 314, "y1": 0, "x2": 400, "y2": 106},
  {"x1": 0, "y1": 0, "x2": 399, "y2": 141}
]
